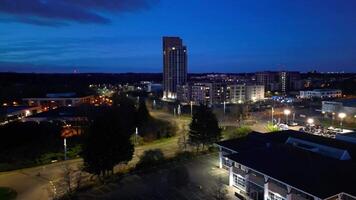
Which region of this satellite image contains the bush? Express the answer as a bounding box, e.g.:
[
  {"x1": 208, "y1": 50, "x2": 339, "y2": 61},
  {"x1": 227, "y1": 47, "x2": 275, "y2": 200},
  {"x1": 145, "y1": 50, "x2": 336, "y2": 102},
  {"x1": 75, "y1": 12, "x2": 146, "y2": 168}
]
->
[
  {"x1": 266, "y1": 122, "x2": 280, "y2": 132},
  {"x1": 135, "y1": 149, "x2": 165, "y2": 169},
  {"x1": 139, "y1": 118, "x2": 177, "y2": 142},
  {"x1": 0, "y1": 187, "x2": 17, "y2": 200},
  {"x1": 223, "y1": 126, "x2": 251, "y2": 140}
]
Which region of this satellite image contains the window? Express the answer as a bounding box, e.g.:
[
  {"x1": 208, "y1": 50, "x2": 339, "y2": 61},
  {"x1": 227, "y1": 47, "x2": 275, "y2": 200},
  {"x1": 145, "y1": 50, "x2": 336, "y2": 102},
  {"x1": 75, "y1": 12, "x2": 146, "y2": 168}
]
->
[
  {"x1": 233, "y1": 174, "x2": 246, "y2": 188},
  {"x1": 268, "y1": 192, "x2": 286, "y2": 200}
]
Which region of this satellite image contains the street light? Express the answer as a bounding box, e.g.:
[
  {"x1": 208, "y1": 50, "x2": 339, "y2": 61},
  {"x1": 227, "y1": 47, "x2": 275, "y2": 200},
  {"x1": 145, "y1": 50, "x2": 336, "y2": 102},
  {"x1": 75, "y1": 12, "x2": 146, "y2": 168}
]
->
[
  {"x1": 271, "y1": 107, "x2": 274, "y2": 124},
  {"x1": 307, "y1": 118, "x2": 314, "y2": 126},
  {"x1": 190, "y1": 101, "x2": 193, "y2": 116},
  {"x1": 338, "y1": 113, "x2": 346, "y2": 132},
  {"x1": 284, "y1": 109, "x2": 291, "y2": 124}
]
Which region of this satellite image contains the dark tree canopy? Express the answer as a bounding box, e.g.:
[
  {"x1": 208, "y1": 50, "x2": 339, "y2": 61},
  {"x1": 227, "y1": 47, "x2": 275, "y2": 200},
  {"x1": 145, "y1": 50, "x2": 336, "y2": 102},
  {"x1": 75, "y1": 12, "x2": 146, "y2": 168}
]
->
[
  {"x1": 81, "y1": 96, "x2": 135, "y2": 176},
  {"x1": 136, "y1": 99, "x2": 150, "y2": 127},
  {"x1": 189, "y1": 104, "x2": 222, "y2": 150}
]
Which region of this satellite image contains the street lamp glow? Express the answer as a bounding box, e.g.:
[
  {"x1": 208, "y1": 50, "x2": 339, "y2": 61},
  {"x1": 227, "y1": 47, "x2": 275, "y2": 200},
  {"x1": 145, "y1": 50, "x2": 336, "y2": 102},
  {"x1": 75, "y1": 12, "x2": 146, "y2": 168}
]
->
[
  {"x1": 284, "y1": 109, "x2": 291, "y2": 124},
  {"x1": 338, "y1": 113, "x2": 346, "y2": 132},
  {"x1": 284, "y1": 109, "x2": 291, "y2": 116},
  {"x1": 307, "y1": 118, "x2": 314, "y2": 125},
  {"x1": 338, "y1": 113, "x2": 346, "y2": 119}
]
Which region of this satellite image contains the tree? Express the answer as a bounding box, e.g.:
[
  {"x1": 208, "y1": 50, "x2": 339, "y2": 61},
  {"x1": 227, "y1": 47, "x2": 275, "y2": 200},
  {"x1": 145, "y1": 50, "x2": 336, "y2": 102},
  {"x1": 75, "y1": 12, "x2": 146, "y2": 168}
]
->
[
  {"x1": 136, "y1": 99, "x2": 150, "y2": 127},
  {"x1": 135, "y1": 149, "x2": 165, "y2": 170},
  {"x1": 188, "y1": 104, "x2": 222, "y2": 150},
  {"x1": 81, "y1": 99, "x2": 135, "y2": 178}
]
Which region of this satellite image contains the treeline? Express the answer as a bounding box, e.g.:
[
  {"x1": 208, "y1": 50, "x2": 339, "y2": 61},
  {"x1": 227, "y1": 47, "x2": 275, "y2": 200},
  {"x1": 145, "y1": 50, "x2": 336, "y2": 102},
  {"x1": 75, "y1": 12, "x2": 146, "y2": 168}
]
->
[
  {"x1": 0, "y1": 95, "x2": 176, "y2": 171},
  {"x1": 0, "y1": 121, "x2": 81, "y2": 171}
]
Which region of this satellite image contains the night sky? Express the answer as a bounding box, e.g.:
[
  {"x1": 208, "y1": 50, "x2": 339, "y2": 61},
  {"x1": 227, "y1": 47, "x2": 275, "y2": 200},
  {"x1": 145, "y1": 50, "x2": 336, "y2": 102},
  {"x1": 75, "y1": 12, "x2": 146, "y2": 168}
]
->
[{"x1": 1, "y1": 0, "x2": 356, "y2": 73}]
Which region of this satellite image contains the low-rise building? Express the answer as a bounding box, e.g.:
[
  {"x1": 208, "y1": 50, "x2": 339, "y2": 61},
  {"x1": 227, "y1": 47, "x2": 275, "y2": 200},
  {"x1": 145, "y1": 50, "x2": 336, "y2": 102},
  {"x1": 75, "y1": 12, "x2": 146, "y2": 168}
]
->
[
  {"x1": 299, "y1": 89, "x2": 342, "y2": 99},
  {"x1": 23, "y1": 93, "x2": 94, "y2": 107},
  {"x1": 322, "y1": 99, "x2": 356, "y2": 116},
  {"x1": 216, "y1": 130, "x2": 356, "y2": 200}
]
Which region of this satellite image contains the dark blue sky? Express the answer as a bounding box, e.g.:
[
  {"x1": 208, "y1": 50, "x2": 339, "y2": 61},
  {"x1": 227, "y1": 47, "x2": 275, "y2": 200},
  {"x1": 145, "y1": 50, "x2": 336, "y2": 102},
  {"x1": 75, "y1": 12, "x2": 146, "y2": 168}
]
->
[{"x1": 1, "y1": 0, "x2": 356, "y2": 73}]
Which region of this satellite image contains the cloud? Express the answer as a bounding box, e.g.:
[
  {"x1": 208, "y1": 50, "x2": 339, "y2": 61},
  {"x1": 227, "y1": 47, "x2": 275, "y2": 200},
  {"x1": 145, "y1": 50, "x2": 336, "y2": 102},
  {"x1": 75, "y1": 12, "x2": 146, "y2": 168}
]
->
[{"x1": 0, "y1": 0, "x2": 158, "y2": 26}]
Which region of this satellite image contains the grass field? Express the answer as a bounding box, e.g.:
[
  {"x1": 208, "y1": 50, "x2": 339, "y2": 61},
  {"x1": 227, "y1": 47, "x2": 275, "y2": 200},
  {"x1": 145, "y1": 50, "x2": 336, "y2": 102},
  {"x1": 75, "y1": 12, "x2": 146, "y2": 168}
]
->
[{"x1": 0, "y1": 187, "x2": 17, "y2": 200}]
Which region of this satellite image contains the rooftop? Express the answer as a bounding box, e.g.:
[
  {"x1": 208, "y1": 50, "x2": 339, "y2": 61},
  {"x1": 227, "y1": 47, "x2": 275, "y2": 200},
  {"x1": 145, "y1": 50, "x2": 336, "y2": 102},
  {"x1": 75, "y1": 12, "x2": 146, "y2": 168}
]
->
[{"x1": 226, "y1": 144, "x2": 356, "y2": 198}]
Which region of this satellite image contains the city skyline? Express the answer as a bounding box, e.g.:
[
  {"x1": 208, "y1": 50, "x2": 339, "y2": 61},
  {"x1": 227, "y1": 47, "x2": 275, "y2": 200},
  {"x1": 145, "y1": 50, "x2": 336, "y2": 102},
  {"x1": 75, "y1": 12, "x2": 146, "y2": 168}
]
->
[{"x1": 1, "y1": 0, "x2": 356, "y2": 73}]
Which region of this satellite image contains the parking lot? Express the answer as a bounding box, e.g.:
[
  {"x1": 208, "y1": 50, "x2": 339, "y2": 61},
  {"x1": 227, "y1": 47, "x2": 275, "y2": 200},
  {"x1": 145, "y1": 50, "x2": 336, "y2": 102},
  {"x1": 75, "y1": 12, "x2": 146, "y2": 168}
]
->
[{"x1": 78, "y1": 154, "x2": 232, "y2": 200}]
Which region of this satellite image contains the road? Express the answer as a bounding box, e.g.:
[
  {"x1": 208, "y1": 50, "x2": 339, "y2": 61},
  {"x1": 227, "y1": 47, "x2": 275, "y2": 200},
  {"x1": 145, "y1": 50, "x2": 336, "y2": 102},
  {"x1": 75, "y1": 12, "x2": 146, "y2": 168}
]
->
[{"x1": 0, "y1": 110, "x2": 190, "y2": 200}]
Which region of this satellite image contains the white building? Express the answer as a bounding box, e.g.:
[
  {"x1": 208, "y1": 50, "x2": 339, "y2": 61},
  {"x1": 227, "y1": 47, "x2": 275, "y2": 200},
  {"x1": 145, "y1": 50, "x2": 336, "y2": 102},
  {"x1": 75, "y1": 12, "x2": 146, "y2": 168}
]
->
[
  {"x1": 322, "y1": 99, "x2": 356, "y2": 116},
  {"x1": 229, "y1": 84, "x2": 264, "y2": 103},
  {"x1": 229, "y1": 84, "x2": 245, "y2": 104},
  {"x1": 245, "y1": 85, "x2": 265, "y2": 102},
  {"x1": 299, "y1": 89, "x2": 342, "y2": 99},
  {"x1": 216, "y1": 130, "x2": 356, "y2": 200}
]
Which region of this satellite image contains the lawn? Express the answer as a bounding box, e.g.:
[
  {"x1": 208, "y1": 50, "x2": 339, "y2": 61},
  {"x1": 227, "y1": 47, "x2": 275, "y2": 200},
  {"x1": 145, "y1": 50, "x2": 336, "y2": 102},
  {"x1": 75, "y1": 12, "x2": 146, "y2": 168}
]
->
[{"x1": 0, "y1": 187, "x2": 17, "y2": 200}]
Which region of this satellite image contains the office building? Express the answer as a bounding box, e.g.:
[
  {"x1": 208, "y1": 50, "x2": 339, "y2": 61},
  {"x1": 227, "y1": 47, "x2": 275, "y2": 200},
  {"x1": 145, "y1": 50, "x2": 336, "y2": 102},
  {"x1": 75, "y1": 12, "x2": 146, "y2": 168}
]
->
[
  {"x1": 216, "y1": 130, "x2": 356, "y2": 200},
  {"x1": 162, "y1": 37, "x2": 187, "y2": 99}
]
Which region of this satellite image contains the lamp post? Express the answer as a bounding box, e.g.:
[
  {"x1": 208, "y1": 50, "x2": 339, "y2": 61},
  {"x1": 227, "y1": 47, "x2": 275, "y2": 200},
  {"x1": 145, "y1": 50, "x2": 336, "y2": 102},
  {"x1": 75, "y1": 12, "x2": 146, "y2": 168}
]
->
[
  {"x1": 332, "y1": 112, "x2": 335, "y2": 126},
  {"x1": 284, "y1": 109, "x2": 291, "y2": 125},
  {"x1": 223, "y1": 101, "x2": 226, "y2": 115},
  {"x1": 190, "y1": 101, "x2": 193, "y2": 116},
  {"x1": 64, "y1": 138, "x2": 67, "y2": 161},
  {"x1": 338, "y1": 113, "x2": 346, "y2": 132},
  {"x1": 271, "y1": 107, "x2": 274, "y2": 124}
]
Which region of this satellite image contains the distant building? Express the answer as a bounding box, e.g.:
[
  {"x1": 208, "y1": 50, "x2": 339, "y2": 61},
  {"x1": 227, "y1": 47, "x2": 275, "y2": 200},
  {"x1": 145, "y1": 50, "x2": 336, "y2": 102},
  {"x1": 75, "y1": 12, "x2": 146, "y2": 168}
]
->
[
  {"x1": 322, "y1": 99, "x2": 356, "y2": 116},
  {"x1": 256, "y1": 71, "x2": 279, "y2": 92},
  {"x1": 162, "y1": 36, "x2": 187, "y2": 99},
  {"x1": 256, "y1": 71, "x2": 301, "y2": 93},
  {"x1": 23, "y1": 93, "x2": 94, "y2": 107},
  {"x1": 190, "y1": 83, "x2": 212, "y2": 105},
  {"x1": 211, "y1": 82, "x2": 229, "y2": 104},
  {"x1": 228, "y1": 84, "x2": 245, "y2": 104},
  {"x1": 279, "y1": 71, "x2": 301, "y2": 93},
  {"x1": 300, "y1": 89, "x2": 342, "y2": 99},
  {"x1": 0, "y1": 106, "x2": 41, "y2": 124},
  {"x1": 216, "y1": 130, "x2": 356, "y2": 200},
  {"x1": 177, "y1": 84, "x2": 190, "y2": 103},
  {"x1": 245, "y1": 85, "x2": 265, "y2": 102}
]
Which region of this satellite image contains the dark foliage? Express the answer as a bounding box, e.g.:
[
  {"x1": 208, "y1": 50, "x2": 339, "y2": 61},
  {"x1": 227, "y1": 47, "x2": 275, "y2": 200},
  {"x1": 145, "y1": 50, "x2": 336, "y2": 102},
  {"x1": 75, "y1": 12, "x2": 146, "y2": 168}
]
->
[
  {"x1": 0, "y1": 121, "x2": 70, "y2": 170},
  {"x1": 135, "y1": 149, "x2": 165, "y2": 170},
  {"x1": 189, "y1": 104, "x2": 222, "y2": 150},
  {"x1": 81, "y1": 96, "x2": 135, "y2": 177}
]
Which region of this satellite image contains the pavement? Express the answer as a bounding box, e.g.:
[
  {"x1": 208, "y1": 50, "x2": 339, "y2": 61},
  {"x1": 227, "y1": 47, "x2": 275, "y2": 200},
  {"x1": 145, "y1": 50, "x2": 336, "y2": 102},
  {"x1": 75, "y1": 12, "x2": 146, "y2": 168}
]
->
[{"x1": 78, "y1": 154, "x2": 232, "y2": 200}]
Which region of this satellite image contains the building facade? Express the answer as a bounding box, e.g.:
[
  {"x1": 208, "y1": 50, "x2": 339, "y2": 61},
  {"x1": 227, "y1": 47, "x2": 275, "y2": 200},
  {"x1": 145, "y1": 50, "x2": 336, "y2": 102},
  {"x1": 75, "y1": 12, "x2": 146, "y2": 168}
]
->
[
  {"x1": 162, "y1": 37, "x2": 187, "y2": 99},
  {"x1": 299, "y1": 89, "x2": 342, "y2": 99},
  {"x1": 190, "y1": 83, "x2": 212, "y2": 105},
  {"x1": 229, "y1": 84, "x2": 246, "y2": 104},
  {"x1": 245, "y1": 85, "x2": 265, "y2": 102},
  {"x1": 216, "y1": 131, "x2": 356, "y2": 200}
]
